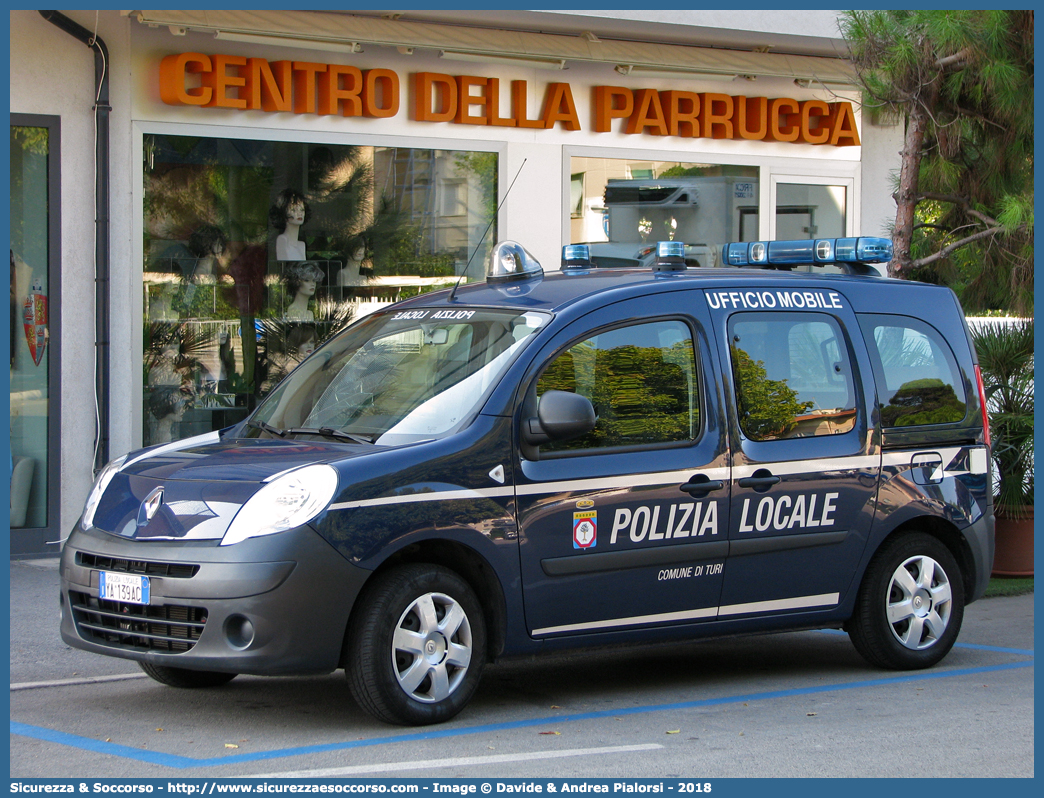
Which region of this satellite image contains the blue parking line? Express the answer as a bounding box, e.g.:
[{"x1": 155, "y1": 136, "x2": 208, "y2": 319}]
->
[
  {"x1": 954, "y1": 642, "x2": 1035, "y2": 656},
  {"x1": 11, "y1": 659, "x2": 1033, "y2": 770},
  {"x1": 816, "y1": 628, "x2": 1035, "y2": 657}
]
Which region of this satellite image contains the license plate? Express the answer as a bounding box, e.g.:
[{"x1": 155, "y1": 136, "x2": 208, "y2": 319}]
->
[{"x1": 99, "y1": 571, "x2": 150, "y2": 605}]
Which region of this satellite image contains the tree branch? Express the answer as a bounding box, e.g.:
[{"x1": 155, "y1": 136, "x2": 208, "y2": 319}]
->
[
  {"x1": 935, "y1": 47, "x2": 975, "y2": 70},
  {"x1": 917, "y1": 192, "x2": 1002, "y2": 228},
  {"x1": 910, "y1": 225, "x2": 1012, "y2": 268}
]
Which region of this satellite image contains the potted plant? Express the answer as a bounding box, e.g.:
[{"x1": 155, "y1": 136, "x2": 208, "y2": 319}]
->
[{"x1": 970, "y1": 319, "x2": 1034, "y2": 577}]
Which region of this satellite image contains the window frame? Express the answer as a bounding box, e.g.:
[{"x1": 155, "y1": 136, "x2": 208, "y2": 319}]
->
[
  {"x1": 10, "y1": 113, "x2": 63, "y2": 557},
  {"x1": 727, "y1": 310, "x2": 860, "y2": 444},
  {"x1": 527, "y1": 315, "x2": 706, "y2": 459},
  {"x1": 857, "y1": 313, "x2": 970, "y2": 431},
  {"x1": 768, "y1": 173, "x2": 856, "y2": 240}
]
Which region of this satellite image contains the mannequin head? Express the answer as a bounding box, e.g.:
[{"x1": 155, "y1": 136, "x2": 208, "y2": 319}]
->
[
  {"x1": 284, "y1": 261, "x2": 325, "y2": 298},
  {"x1": 147, "y1": 385, "x2": 189, "y2": 444},
  {"x1": 349, "y1": 240, "x2": 368, "y2": 263},
  {"x1": 287, "y1": 324, "x2": 318, "y2": 360},
  {"x1": 269, "y1": 189, "x2": 310, "y2": 233},
  {"x1": 148, "y1": 385, "x2": 187, "y2": 420},
  {"x1": 188, "y1": 225, "x2": 228, "y2": 259}
]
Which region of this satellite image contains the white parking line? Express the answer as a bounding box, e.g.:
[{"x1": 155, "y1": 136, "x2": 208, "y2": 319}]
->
[
  {"x1": 251, "y1": 744, "x2": 664, "y2": 778},
  {"x1": 11, "y1": 673, "x2": 148, "y2": 691}
]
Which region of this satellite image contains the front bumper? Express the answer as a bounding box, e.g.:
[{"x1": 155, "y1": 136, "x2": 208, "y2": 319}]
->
[{"x1": 59, "y1": 524, "x2": 371, "y2": 675}]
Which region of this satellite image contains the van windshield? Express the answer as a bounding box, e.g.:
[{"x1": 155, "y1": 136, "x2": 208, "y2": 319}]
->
[{"x1": 248, "y1": 308, "x2": 550, "y2": 446}]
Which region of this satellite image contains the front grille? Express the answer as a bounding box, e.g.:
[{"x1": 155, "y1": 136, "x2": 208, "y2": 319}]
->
[
  {"x1": 70, "y1": 591, "x2": 208, "y2": 652},
  {"x1": 77, "y1": 552, "x2": 200, "y2": 579}
]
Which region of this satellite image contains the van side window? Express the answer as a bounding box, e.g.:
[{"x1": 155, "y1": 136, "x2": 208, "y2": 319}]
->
[
  {"x1": 729, "y1": 312, "x2": 856, "y2": 441},
  {"x1": 536, "y1": 320, "x2": 699, "y2": 451},
  {"x1": 858, "y1": 315, "x2": 967, "y2": 427}
]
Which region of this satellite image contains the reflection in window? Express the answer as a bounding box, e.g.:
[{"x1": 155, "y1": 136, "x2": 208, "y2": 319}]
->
[
  {"x1": 730, "y1": 314, "x2": 856, "y2": 441},
  {"x1": 569, "y1": 157, "x2": 758, "y2": 268},
  {"x1": 251, "y1": 309, "x2": 546, "y2": 446},
  {"x1": 861, "y1": 316, "x2": 967, "y2": 427},
  {"x1": 537, "y1": 321, "x2": 699, "y2": 451},
  {"x1": 10, "y1": 124, "x2": 52, "y2": 529},
  {"x1": 142, "y1": 135, "x2": 497, "y2": 446}
]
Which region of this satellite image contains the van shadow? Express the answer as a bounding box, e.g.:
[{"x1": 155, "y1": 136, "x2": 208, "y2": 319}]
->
[{"x1": 63, "y1": 628, "x2": 870, "y2": 752}]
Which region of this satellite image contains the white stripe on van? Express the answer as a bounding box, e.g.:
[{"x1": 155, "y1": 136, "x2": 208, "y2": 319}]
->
[{"x1": 531, "y1": 591, "x2": 839, "y2": 636}]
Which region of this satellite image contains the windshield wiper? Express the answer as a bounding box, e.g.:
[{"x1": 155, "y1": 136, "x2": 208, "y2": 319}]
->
[
  {"x1": 248, "y1": 420, "x2": 288, "y2": 438},
  {"x1": 284, "y1": 427, "x2": 375, "y2": 445}
]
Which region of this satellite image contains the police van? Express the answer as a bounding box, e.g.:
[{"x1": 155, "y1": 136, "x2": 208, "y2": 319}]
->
[{"x1": 60, "y1": 238, "x2": 994, "y2": 726}]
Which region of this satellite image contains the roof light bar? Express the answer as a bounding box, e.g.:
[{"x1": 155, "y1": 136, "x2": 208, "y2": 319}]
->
[{"x1": 721, "y1": 237, "x2": 893, "y2": 269}]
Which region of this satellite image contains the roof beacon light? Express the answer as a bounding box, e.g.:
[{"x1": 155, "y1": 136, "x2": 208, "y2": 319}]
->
[
  {"x1": 653, "y1": 240, "x2": 686, "y2": 271},
  {"x1": 721, "y1": 237, "x2": 893, "y2": 270},
  {"x1": 561, "y1": 244, "x2": 593, "y2": 270},
  {"x1": 487, "y1": 240, "x2": 543, "y2": 282}
]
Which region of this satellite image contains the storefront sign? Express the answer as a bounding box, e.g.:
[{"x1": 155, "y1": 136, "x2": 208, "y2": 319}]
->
[{"x1": 159, "y1": 53, "x2": 860, "y2": 146}]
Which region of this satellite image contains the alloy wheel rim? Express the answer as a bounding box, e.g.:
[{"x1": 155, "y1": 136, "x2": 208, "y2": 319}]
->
[
  {"x1": 886, "y1": 554, "x2": 952, "y2": 650},
  {"x1": 392, "y1": 591, "x2": 473, "y2": 703}
]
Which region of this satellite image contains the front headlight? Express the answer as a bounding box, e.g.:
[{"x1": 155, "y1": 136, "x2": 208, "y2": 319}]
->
[
  {"x1": 81, "y1": 455, "x2": 127, "y2": 530},
  {"x1": 221, "y1": 464, "x2": 339, "y2": 546}
]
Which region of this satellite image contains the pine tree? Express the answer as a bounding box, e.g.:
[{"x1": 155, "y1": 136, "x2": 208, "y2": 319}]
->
[{"x1": 841, "y1": 10, "x2": 1033, "y2": 313}]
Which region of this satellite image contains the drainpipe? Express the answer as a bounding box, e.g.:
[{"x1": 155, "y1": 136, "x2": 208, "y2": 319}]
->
[{"x1": 39, "y1": 11, "x2": 111, "y2": 472}]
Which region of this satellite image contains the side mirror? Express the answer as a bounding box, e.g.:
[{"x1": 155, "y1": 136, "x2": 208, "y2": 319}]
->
[{"x1": 523, "y1": 390, "x2": 596, "y2": 445}]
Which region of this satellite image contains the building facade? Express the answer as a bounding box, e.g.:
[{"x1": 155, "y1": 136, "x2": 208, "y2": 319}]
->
[{"x1": 8, "y1": 8, "x2": 903, "y2": 557}]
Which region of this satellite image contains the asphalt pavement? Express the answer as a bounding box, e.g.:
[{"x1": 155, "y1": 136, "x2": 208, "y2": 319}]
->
[{"x1": 9, "y1": 557, "x2": 1034, "y2": 779}]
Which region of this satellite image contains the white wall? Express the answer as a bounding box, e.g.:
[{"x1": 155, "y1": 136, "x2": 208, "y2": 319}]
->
[
  {"x1": 10, "y1": 10, "x2": 134, "y2": 538},
  {"x1": 858, "y1": 106, "x2": 904, "y2": 238}
]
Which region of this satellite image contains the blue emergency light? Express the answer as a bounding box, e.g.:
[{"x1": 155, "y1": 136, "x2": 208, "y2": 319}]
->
[
  {"x1": 561, "y1": 244, "x2": 593, "y2": 269},
  {"x1": 721, "y1": 237, "x2": 893, "y2": 269},
  {"x1": 653, "y1": 240, "x2": 686, "y2": 271}
]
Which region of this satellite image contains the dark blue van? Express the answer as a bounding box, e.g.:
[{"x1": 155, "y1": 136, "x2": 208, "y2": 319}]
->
[{"x1": 60, "y1": 239, "x2": 994, "y2": 725}]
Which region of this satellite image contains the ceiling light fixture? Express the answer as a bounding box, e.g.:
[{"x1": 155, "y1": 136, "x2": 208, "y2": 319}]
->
[
  {"x1": 438, "y1": 50, "x2": 568, "y2": 70},
  {"x1": 614, "y1": 64, "x2": 739, "y2": 82},
  {"x1": 213, "y1": 30, "x2": 363, "y2": 54},
  {"x1": 794, "y1": 77, "x2": 859, "y2": 90}
]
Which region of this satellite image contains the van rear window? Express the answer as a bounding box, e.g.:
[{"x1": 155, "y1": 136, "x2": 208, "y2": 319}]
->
[{"x1": 858, "y1": 315, "x2": 967, "y2": 428}]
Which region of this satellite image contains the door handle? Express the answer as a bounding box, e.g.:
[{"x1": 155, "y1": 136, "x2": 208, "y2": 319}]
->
[
  {"x1": 679, "y1": 477, "x2": 725, "y2": 496},
  {"x1": 737, "y1": 469, "x2": 780, "y2": 491}
]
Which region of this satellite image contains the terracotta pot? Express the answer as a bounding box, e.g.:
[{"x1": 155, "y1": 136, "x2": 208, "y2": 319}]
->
[{"x1": 992, "y1": 505, "x2": 1034, "y2": 578}]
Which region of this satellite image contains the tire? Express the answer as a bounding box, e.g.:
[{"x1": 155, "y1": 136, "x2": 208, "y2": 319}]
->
[
  {"x1": 139, "y1": 662, "x2": 238, "y2": 688},
  {"x1": 848, "y1": 532, "x2": 965, "y2": 670},
  {"x1": 346, "y1": 564, "x2": 487, "y2": 725}
]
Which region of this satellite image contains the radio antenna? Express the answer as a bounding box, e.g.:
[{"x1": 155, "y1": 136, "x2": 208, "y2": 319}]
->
[{"x1": 448, "y1": 158, "x2": 527, "y2": 302}]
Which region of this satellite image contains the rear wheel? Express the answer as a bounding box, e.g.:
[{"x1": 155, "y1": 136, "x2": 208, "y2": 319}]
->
[
  {"x1": 347, "y1": 564, "x2": 486, "y2": 725},
  {"x1": 848, "y1": 532, "x2": 964, "y2": 670},
  {"x1": 139, "y1": 662, "x2": 237, "y2": 688}
]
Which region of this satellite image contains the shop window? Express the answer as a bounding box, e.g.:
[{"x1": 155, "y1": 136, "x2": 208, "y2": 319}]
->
[
  {"x1": 569, "y1": 157, "x2": 759, "y2": 268},
  {"x1": 142, "y1": 135, "x2": 496, "y2": 447},
  {"x1": 730, "y1": 313, "x2": 857, "y2": 441},
  {"x1": 10, "y1": 116, "x2": 61, "y2": 548}
]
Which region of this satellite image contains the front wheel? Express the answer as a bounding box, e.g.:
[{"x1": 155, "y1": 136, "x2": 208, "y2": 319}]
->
[
  {"x1": 848, "y1": 532, "x2": 965, "y2": 670},
  {"x1": 346, "y1": 564, "x2": 486, "y2": 725},
  {"x1": 139, "y1": 662, "x2": 237, "y2": 688}
]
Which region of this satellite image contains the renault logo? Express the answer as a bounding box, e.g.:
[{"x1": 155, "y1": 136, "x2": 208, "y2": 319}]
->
[{"x1": 137, "y1": 487, "x2": 164, "y2": 527}]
